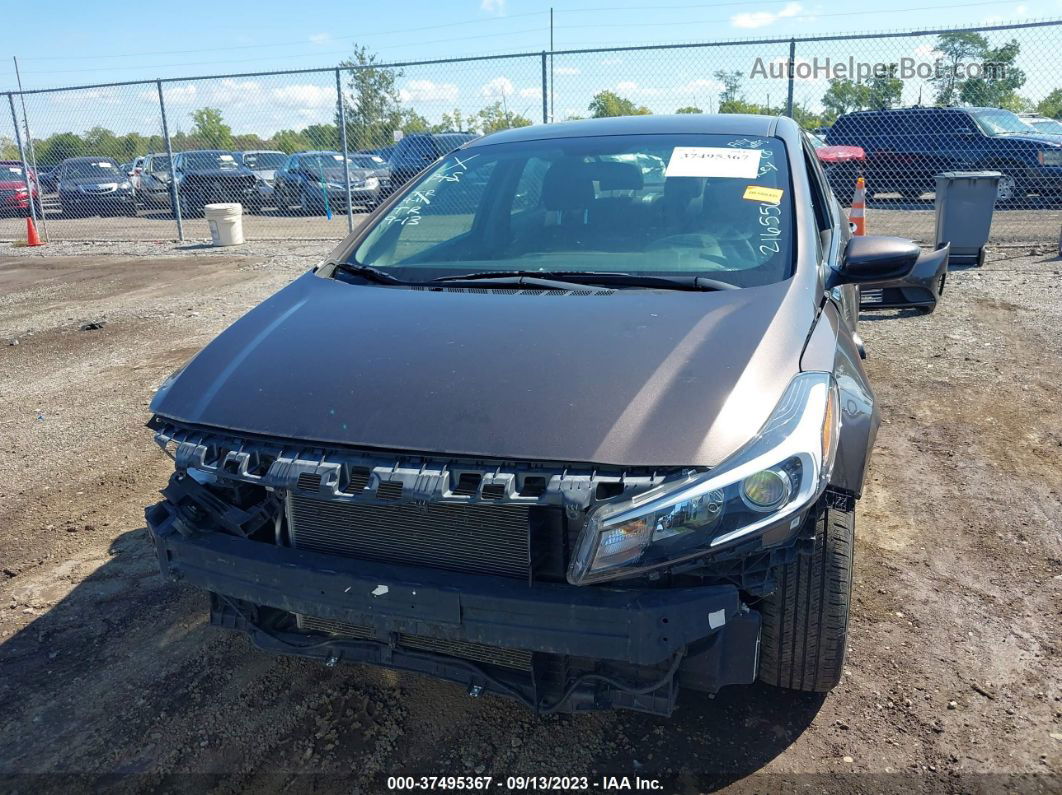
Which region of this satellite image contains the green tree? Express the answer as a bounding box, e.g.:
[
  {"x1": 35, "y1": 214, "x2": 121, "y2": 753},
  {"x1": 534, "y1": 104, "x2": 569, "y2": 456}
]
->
[
  {"x1": 189, "y1": 107, "x2": 233, "y2": 149},
  {"x1": 475, "y1": 101, "x2": 532, "y2": 134},
  {"x1": 35, "y1": 132, "x2": 85, "y2": 165},
  {"x1": 867, "y1": 64, "x2": 903, "y2": 109},
  {"x1": 434, "y1": 108, "x2": 471, "y2": 132},
  {"x1": 930, "y1": 31, "x2": 989, "y2": 105},
  {"x1": 0, "y1": 135, "x2": 17, "y2": 160},
  {"x1": 339, "y1": 45, "x2": 404, "y2": 150},
  {"x1": 713, "y1": 70, "x2": 744, "y2": 105},
  {"x1": 1036, "y1": 88, "x2": 1062, "y2": 119},
  {"x1": 398, "y1": 108, "x2": 431, "y2": 134},
  {"x1": 675, "y1": 106, "x2": 703, "y2": 114},
  {"x1": 958, "y1": 39, "x2": 1025, "y2": 108},
  {"x1": 822, "y1": 79, "x2": 870, "y2": 117},
  {"x1": 588, "y1": 90, "x2": 650, "y2": 118}
]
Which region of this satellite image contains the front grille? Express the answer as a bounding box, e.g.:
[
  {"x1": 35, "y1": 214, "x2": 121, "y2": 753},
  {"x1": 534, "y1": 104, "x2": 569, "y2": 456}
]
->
[
  {"x1": 287, "y1": 495, "x2": 530, "y2": 578},
  {"x1": 860, "y1": 288, "x2": 884, "y2": 304},
  {"x1": 296, "y1": 614, "x2": 533, "y2": 671}
]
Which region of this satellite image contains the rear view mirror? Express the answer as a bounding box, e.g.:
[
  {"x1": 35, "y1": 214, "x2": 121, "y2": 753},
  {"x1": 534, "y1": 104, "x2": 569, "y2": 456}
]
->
[{"x1": 830, "y1": 235, "x2": 921, "y2": 287}]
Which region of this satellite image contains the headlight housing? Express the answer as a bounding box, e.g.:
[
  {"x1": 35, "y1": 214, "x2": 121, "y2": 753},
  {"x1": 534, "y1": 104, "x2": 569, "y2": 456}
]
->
[
  {"x1": 567, "y1": 372, "x2": 840, "y2": 585},
  {"x1": 1038, "y1": 149, "x2": 1062, "y2": 166},
  {"x1": 119, "y1": 180, "x2": 131, "y2": 189}
]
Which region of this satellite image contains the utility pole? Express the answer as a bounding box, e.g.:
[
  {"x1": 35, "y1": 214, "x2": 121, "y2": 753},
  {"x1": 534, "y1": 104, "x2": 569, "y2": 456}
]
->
[
  {"x1": 13, "y1": 56, "x2": 48, "y2": 240},
  {"x1": 549, "y1": 7, "x2": 554, "y2": 123}
]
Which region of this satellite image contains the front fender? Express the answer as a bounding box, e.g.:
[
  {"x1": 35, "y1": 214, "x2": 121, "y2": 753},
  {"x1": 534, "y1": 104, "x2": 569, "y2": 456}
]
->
[{"x1": 801, "y1": 303, "x2": 879, "y2": 498}]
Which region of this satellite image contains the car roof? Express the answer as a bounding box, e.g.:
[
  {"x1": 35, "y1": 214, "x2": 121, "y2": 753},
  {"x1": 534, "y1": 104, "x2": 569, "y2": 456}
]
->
[
  {"x1": 472, "y1": 114, "x2": 782, "y2": 147},
  {"x1": 64, "y1": 156, "x2": 119, "y2": 162},
  {"x1": 298, "y1": 150, "x2": 341, "y2": 156}
]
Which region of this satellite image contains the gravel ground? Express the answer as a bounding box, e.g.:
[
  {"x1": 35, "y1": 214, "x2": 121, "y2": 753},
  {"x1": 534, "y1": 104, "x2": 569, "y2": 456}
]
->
[{"x1": 0, "y1": 240, "x2": 1059, "y2": 793}]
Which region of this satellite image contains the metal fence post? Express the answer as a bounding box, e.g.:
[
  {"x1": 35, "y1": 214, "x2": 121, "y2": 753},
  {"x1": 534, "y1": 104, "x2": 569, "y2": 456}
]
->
[
  {"x1": 336, "y1": 68, "x2": 354, "y2": 233},
  {"x1": 156, "y1": 80, "x2": 183, "y2": 242},
  {"x1": 7, "y1": 92, "x2": 39, "y2": 234},
  {"x1": 785, "y1": 38, "x2": 796, "y2": 118},
  {"x1": 540, "y1": 52, "x2": 548, "y2": 124}
]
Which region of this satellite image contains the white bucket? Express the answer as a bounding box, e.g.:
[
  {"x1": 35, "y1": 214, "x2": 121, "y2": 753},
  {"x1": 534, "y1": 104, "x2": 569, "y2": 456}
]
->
[{"x1": 204, "y1": 202, "x2": 244, "y2": 246}]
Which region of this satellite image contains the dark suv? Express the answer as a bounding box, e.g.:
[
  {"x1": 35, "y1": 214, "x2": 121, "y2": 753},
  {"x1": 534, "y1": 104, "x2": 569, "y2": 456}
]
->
[
  {"x1": 387, "y1": 132, "x2": 478, "y2": 190},
  {"x1": 146, "y1": 114, "x2": 939, "y2": 716},
  {"x1": 826, "y1": 106, "x2": 1062, "y2": 201},
  {"x1": 172, "y1": 150, "x2": 257, "y2": 215}
]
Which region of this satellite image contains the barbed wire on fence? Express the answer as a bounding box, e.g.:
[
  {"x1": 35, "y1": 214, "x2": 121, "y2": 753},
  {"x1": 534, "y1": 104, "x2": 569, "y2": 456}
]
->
[{"x1": 2, "y1": 17, "x2": 1060, "y2": 246}]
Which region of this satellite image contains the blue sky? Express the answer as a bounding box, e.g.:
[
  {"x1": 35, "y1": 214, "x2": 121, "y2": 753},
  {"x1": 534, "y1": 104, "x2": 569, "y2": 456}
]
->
[{"x1": 3, "y1": 0, "x2": 1061, "y2": 138}]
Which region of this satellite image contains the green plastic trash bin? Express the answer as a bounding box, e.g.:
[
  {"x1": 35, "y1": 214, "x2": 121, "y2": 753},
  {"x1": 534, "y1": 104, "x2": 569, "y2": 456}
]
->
[{"x1": 934, "y1": 171, "x2": 1000, "y2": 267}]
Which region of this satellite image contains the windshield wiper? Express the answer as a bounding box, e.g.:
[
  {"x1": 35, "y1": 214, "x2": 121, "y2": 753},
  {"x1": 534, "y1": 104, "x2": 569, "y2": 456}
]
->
[
  {"x1": 433, "y1": 270, "x2": 738, "y2": 291},
  {"x1": 329, "y1": 261, "x2": 405, "y2": 285}
]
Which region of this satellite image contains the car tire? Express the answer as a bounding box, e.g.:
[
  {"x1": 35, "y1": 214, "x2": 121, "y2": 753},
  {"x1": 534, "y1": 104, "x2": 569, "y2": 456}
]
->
[{"x1": 757, "y1": 502, "x2": 854, "y2": 692}]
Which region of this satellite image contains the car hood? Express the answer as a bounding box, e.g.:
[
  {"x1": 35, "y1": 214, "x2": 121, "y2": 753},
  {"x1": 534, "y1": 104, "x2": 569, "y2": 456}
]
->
[
  {"x1": 182, "y1": 168, "x2": 254, "y2": 178},
  {"x1": 61, "y1": 175, "x2": 125, "y2": 186},
  {"x1": 151, "y1": 271, "x2": 813, "y2": 467}
]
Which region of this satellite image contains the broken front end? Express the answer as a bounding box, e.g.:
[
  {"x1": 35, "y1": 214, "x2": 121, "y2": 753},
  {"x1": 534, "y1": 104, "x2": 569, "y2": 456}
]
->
[{"x1": 144, "y1": 417, "x2": 830, "y2": 716}]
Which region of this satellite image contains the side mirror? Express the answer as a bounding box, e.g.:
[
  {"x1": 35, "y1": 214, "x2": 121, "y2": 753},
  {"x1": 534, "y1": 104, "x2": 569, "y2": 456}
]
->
[{"x1": 830, "y1": 235, "x2": 921, "y2": 287}]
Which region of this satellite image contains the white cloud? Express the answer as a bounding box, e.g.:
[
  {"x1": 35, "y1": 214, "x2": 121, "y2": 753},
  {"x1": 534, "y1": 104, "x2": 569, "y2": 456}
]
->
[
  {"x1": 913, "y1": 44, "x2": 937, "y2": 58},
  {"x1": 481, "y1": 0, "x2": 506, "y2": 14},
  {"x1": 481, "y1": 76, "x2": 515, "y2": 98},
  {"x1": 676, "y1": 78, "x2": 722, "y2": 94},
  {"x1": 615, "y1": 81, "x2": 660, "y2": 97},
  {"x1": 399, "y1": 79, "x2": 459, "y2": 103},
  {"x1": 519, "y1": 86, "x2": 542, "y2": 99},
  {"x1": 599, "y1": 57, "x2": 622, "y2": 66},
  {"x1": 731, "y1": 2, "x2": 802, "y2": 29},
  {"x1": 554, "y1": 66, "x2": 581, "y2": 76},
  {"x1": 308, "y1": 32, "x2": 331, "y2": 45},
  {"x1": 270, "y1": 84, "x2": 335, "y2": 109}
]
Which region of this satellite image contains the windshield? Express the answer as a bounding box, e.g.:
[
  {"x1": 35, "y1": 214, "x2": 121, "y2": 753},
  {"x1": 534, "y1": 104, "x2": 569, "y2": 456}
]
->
[
  {"x1": 1029, "y1": 118, "x2": 1062, "y2": 135},
  {"x1": 970, "y1": 109, "x2": 1037, "y2": 136},
  {"x1": 298, "y1": 153, "x2": 353, "y2": 178},
  {"x1": 62, "y1": 160, "x2": 120, "y2": 179},
  {"x1": 148, "y1": 155, "x2": 171, "y2": 172},
  {"x1": 182, "y1": 152, "x2": 238, "y2": 170},
  {"x1": 241, "y1": 152, "x2": 286, "y2": 170},
  {"x1": 350, "y1": 155, "x2": 384, "y2": 168},
  {"x1": 2, "y1": 164, "x2": 25, "y2": 179},
  {"x1": 351, "y1": 133, "x2": 794, "y2": 288}
]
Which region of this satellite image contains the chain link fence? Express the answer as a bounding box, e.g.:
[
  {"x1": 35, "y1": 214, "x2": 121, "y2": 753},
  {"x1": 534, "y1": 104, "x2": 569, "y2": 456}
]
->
[{"x1": 3, "y1": 18, "x2": 1061, "y2": 246}]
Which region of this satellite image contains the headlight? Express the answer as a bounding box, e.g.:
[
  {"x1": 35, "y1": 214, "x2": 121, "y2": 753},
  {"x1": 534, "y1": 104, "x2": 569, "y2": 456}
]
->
[
  {"x1": 364, "y1": 177, "x2": 379, "y2": 189},
  {"x1": 1038, "y1": 149, "x2": 1062, "y2": 166},
  {"x1": 119, "y1": 181, "x2": 131, "y2": 189},
  {"x1": 567, "y1": 372, "x2": 840, "y2": 585}
]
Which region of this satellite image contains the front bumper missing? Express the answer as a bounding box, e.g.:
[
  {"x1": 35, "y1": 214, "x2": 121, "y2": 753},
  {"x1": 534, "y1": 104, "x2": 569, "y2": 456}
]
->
[{"x1": 147, "y1": 499, "x2": 761, "y2": 714}]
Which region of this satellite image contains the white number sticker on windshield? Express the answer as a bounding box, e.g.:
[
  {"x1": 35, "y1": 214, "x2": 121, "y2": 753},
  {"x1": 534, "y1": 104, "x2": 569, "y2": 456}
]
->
[{"x1": 665, "y1": 147, "x2": 761, "y2": 179}]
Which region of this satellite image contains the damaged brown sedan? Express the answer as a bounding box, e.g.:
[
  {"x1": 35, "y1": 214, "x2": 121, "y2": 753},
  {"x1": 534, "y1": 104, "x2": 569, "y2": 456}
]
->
[{"x1": 146, "y1": 114, "x2": 946, "y2": 715}]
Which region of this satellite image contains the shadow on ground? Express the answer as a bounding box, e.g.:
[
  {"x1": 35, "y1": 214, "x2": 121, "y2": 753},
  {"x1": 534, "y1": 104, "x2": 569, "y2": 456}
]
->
[{"x1": 0, "y1": 527, "x2": 822, "y2": 789}]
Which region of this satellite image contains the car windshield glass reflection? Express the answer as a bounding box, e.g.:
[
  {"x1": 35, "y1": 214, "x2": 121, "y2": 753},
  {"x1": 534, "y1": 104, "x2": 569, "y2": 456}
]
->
[{"x1": 352, "y1": 133, "x2": 794, "y2": 288}]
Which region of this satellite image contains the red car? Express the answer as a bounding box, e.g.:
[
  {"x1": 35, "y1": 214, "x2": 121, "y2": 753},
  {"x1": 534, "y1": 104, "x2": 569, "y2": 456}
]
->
[
  {"x1": 0, "y1": 160, "x2": 42, "y2": 217},
  {"x1": 809, "y1": 134, "x2": 865, "y2": 197},
  {"x1": 809, "y1": 133, "x2": 865, "y2": 165}
]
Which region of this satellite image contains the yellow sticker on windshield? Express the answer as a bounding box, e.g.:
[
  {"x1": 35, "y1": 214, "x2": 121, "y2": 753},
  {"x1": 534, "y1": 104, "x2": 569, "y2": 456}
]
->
[{"x1": 743, "y1": 185, "x2": 783, "y2": 204}]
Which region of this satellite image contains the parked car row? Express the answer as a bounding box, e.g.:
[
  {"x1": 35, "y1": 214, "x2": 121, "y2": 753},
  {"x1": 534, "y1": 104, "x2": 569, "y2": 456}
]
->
[
  {"x1": 825, "y1": 105, "x2": 1062, "y2": 202},
  {"x1": 14, "y1": 133, "x2": 479, "y2": 220}
]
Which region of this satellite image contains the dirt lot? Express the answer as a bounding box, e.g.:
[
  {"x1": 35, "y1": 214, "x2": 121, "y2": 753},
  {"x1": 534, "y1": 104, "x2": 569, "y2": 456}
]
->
[{"x1": 0, "y1": 241, "x2": 1059, "y2": 793}]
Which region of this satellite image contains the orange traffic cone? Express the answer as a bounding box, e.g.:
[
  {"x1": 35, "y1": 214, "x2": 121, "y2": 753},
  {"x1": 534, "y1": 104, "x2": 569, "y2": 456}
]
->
[
  {"x1": 25, "y1": 216, "x2": 42, "y2": 247},
  {"x1": 849, "y1": 177, "x2": 866, "y2": 236}
]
